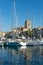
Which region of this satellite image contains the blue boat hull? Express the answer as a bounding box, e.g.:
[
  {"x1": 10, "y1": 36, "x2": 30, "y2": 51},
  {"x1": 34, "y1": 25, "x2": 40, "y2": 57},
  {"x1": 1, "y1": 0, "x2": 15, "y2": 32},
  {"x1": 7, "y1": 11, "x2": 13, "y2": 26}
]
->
[{"x1": 4, "y1": 42, "x2": 21, "y2": 47}]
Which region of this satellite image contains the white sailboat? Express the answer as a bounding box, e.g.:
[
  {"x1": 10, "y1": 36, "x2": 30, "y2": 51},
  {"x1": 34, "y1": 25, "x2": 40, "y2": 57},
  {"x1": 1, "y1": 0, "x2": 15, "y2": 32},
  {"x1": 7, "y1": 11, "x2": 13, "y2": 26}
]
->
[{"x1": 4, "y1": 1, "x2": 27, "y2": 46}]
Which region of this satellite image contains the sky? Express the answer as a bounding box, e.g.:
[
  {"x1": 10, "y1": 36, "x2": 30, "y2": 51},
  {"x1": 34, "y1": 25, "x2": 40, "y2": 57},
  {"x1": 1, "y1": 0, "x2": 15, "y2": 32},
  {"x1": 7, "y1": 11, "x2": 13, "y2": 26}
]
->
[{"x1": 0, "y1": 0, "x2": 43, "y2": 32}]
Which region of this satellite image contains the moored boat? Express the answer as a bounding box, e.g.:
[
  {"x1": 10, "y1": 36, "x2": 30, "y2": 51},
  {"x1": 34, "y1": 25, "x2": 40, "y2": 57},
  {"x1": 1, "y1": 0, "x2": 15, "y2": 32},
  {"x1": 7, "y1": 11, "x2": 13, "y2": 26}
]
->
[
  {"x1": 4, "y1": 39, "x2": 21, "y2": 47},
  {"x1": 37, "y1": 39, "x2": 43, "y2": 45},
  {"x1": 26, "y1": 39, "x2": 43, "y2": 46}
]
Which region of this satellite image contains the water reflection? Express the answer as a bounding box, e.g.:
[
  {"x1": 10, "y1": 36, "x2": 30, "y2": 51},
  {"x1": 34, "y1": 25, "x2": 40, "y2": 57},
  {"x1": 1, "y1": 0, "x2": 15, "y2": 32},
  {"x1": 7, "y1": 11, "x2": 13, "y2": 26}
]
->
[{"x1": 0, "y1": 46, "x2": 43, "y2": 65}]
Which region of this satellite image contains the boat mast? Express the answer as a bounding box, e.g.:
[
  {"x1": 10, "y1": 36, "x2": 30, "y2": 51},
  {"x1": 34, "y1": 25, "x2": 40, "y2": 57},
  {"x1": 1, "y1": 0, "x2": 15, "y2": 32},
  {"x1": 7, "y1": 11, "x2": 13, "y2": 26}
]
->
[
  {"x1": 14, "y1": 1, "x2": 18, "y2": 36},
  {"x1": 0, "y1": 10, "x2": 2, "y2": 35},
  {"x1": 39, "y1": 12, "x2": 42, "y2": 39},
  {"x1": 32, "y1": 12, "x2": 34, "y2": 39},
  {"x1": 12, "y1": 0, "x2": 15, "y2": 31},
  {"x1": 12, "y1": 0, "x2": 17, "y2": 31}
]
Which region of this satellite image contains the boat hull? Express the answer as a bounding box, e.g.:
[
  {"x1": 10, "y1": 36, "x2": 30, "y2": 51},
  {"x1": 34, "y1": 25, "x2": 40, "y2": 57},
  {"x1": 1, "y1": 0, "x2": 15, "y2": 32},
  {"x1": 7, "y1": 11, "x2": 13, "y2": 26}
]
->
[
  {"x1": 26, "y1": 42, "x2": 43, "y2": 46},
  {"x1": 19, "y1": 41, "x2": 27, "y2": 46},
  {"x1": 4, "y1": 42, "x2": 21, "y2": 47}
]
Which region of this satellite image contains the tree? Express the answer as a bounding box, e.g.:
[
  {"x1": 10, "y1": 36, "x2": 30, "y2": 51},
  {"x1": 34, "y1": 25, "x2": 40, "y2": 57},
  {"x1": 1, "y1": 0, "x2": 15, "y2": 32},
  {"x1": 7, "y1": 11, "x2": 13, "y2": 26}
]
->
[
  {"x1": 29, "y1": 30, "x2": 32, "y2": 37},
  {"x1": 26, "y1": 30, "x2": 32, "y2": 38}
]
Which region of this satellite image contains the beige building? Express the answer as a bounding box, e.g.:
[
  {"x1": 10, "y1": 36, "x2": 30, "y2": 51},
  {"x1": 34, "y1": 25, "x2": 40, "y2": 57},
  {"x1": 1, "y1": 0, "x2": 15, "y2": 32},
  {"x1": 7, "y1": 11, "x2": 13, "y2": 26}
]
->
[
  {"x1": 10, "y1": 20, "x2": 32, "y2": 33},
  {"x1": 25, "y1": 20, "x2": 32, "y2": 29},
  {"x1": 0, "y1": 32, "x2": 6, "y2": 37},
  {"x1": 20, "y1": 20, "x2": 32, "y2": 32}
]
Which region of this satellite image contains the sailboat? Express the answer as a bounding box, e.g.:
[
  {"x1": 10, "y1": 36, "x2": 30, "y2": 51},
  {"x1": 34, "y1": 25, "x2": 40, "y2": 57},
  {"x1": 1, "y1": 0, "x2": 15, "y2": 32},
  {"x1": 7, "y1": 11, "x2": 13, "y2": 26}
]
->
[
  {"x1": 4, "y1": 1, "x2": 27, "y2": 46},
  {"x1": 4, "y1": 1, "x2": 21, "y2": 46}
]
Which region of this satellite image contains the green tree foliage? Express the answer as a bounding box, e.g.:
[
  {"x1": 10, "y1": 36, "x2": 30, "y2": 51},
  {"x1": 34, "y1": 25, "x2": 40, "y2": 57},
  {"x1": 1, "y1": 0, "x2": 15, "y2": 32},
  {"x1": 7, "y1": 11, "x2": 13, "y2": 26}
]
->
[{"x1": 26, "y1": 30, "x2": 32, "y2": 37}]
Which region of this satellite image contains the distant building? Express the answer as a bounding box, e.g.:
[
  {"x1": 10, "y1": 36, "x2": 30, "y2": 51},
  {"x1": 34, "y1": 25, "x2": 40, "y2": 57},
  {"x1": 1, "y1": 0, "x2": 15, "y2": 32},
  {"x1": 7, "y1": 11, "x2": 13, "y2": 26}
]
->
[
  {"x1": 25, "y1": 20, "x2": 32, "y2": 29},
  {"x1": 0, "y1": 32, "x2": 6, "y2": 37},
  {"x1": 20, "y1": 26, "x2": 28, "y2": 32},
  {"x1": 10, "y1": 20, "x2": 32, "y2": 34},
  {"x1": 32, "y1": 26, "x2": 43, "y2": 39}
]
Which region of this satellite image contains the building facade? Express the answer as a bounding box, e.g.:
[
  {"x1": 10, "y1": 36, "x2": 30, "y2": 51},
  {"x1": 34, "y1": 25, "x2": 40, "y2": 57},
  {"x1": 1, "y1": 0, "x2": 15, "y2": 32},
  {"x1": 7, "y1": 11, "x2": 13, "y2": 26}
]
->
[
  {"x1": 32, "y1": 27, "x2": 43, "y2": 39},
  {"x1": 25, "y1": 20, "x2": 32, "y2": 29}
]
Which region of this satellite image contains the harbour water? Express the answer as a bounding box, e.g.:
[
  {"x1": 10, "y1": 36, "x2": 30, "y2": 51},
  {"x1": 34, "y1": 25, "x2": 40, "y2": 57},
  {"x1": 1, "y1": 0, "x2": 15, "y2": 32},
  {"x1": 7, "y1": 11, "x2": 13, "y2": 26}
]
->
[{"x1": 0, "y1": 45, "x2": 43, "y2": 65}]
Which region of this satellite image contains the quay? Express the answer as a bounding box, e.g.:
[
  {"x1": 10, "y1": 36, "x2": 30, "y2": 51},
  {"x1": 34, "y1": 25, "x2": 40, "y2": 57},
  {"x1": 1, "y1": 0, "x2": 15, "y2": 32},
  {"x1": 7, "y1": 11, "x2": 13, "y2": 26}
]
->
[{"x1": 0, "y1": 38, "x2": 43, "y2": 47}]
